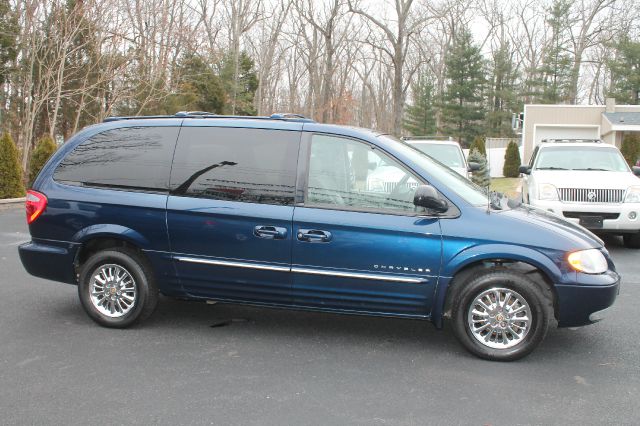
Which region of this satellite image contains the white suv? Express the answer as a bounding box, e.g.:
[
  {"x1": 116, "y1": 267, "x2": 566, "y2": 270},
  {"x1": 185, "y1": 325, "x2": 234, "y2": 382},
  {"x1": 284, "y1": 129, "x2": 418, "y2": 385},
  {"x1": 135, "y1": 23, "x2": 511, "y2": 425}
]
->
[
  {"x1": 404, "y1": 139, "x2": 471, "y2": 177},
  {"x1": 520, "y1": 139, "x2": 640, "y2": 248}
]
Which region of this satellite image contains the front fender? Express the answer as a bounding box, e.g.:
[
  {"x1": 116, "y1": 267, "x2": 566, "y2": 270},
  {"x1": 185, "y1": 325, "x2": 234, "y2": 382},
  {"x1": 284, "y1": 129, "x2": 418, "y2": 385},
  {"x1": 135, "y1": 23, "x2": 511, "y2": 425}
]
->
[
  {"x1": 442, "y1": 243, "x2": 563, "y2": 280},
  {"x1": 431, "y1": 243, "x2": 566, "y2": 328}
]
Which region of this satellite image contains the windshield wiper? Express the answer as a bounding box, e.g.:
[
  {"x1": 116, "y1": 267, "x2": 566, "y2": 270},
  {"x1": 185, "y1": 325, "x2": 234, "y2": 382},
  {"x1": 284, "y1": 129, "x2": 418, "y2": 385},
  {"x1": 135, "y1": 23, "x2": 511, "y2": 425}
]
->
[
  {"x1": 571, "y1": 167, "x2": 610, "y2": 171},
  {"x1": 535, "y1": 166, "x2": 568, "y2": 170}
]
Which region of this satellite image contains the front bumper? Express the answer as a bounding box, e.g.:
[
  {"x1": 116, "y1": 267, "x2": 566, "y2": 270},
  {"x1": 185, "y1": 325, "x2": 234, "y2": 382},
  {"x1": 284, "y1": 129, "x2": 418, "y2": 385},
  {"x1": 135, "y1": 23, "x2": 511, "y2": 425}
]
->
[
  {"x1": 531, "y1": 199, "x2": 640, "y2": 232},
  {"x1": 19, "y1": 240, "x2": 79, "y2": 284},
  {"x1": 555, "y1": 271, "x2": 620, "y2": 327}
]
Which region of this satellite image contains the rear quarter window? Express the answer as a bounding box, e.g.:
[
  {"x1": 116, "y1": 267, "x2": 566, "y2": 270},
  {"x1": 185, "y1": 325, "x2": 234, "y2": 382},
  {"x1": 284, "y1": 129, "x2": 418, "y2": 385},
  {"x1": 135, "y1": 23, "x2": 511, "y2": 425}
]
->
[{"x1": 53, "y1": 126, "x2": 180, "y2": 192}]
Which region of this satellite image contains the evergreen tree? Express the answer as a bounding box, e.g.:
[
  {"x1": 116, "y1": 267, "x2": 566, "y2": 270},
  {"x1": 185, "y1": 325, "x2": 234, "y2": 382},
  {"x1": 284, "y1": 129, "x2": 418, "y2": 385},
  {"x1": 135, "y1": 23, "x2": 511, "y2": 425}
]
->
[
  {"x1": 0, "y1": 132, "x2": 24, "y2": 198},
  {"x1": 0, "y1": 0, "x2": 17, "y2": 86},
  {"x1": 219, "y1": 51, "x2": 258, "y2": 116},
  {"x1": 59, "y1": 0, "x2": 103, "y2": 138},
  {"x1": 28, "y1": 135, "x2": 57, "y2": 186},
  {"x1": 441, "y1": 30, "x2": 486, "y2": 146},
  {"x1": 469, "y1": 136, "x2": 487, "y2": 157},
  {"x1": 172, "y1": 54, "x2": 226, "y2": 114},
  {"x1": 468, "y1": 148, "x2": 490, "y2": 189},
  {"x1": 621, "y1": 134, "x2": 640, "y2": 167},
  {"x1": 404, "y1": 73, "x2": 436, "y2": 136},
  {"x1": 530, "y1": 0, "x2": 573, "y2": 103},
  {"x1": 486, "y1": 44, "x2": 519, "y2": 137},
  {"x1": 503, "y1": 141, "x2": 521, "y2": 178},
  {"x1": 607, "y1": 37, "x2": 640, "y2": 105}
]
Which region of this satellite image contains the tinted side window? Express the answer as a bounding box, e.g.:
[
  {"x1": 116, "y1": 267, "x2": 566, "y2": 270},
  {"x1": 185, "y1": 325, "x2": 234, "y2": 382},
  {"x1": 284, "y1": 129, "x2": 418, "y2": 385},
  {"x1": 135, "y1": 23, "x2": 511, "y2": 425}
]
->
[
  {"x1": 170, "y1": 127, "x2": 299, "y2": 206},
  {"x1": 54, "y1": 126, "x2": 179, "y2": 192}
]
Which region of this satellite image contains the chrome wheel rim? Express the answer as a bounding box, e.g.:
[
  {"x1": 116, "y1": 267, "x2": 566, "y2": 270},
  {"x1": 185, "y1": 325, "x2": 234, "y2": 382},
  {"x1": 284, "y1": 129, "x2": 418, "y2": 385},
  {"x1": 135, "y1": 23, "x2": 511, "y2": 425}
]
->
[
  {"x1": 467, "y1": 287, "x2": 531, "y2": 349},
  {"x1": 89, "y1": 264, "x2": 137, "y2": 318}
]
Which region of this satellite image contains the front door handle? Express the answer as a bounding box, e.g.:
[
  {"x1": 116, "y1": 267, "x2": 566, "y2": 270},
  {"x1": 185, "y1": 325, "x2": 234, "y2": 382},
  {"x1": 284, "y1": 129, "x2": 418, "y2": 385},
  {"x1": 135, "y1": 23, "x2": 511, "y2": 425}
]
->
[
  {"x1": 297, "y1": 229, "x2": 332, "y2": 243},
  {"x1": 254, "y1": 226, "x2": 287, "y2": 240}
]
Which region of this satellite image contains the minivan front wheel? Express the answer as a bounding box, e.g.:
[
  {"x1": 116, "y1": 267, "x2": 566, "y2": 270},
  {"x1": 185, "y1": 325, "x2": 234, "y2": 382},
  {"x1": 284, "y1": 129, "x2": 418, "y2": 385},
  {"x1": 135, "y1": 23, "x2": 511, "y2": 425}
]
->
[
  {"x1": 78, "y1": 248, "x2": 158, "y2": 328},
  {"x1": 451, "y1": 271, "x2": 552, "y2": 361}
]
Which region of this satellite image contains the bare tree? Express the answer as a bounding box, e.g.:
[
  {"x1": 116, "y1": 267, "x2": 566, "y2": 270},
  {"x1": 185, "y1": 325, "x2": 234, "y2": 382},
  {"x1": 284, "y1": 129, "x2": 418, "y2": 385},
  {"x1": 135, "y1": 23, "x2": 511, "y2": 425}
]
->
[{"x1": 349, "y1": 0, "x2": 428, "y2": 135}]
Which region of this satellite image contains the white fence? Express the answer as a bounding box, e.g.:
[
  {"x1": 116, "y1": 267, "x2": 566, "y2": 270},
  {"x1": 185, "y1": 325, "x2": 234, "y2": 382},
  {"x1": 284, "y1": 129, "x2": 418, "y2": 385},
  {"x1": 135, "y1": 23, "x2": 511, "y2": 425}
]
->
[{"x1": 463, "y1": 138, "x2": 522, "y2": 178}]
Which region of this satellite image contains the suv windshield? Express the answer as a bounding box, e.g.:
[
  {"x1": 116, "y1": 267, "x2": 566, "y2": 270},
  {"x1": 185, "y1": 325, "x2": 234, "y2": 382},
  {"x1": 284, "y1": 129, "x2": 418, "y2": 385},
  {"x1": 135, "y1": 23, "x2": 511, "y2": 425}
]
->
[
  {"x1": 535, "y1": 146, "x2": 629, "y2": 172},
  {"x1": 410, "y1": 143, "x2": 465, "y2": 168},
  {"x1": 381, "y1": 135, "x2": 487, "y2": 206}
]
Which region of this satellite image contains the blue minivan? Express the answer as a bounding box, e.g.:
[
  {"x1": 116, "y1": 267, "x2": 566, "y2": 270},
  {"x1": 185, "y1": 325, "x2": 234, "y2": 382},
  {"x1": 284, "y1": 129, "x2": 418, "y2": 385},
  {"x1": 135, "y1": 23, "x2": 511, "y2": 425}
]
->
[{"x1": 19, "y1": 113, "x2": 620, "y2": 361}]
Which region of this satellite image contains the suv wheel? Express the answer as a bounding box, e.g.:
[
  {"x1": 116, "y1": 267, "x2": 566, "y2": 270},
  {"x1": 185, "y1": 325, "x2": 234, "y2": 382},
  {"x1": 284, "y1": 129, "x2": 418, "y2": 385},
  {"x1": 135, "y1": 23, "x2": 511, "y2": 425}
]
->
[
  {"x1": 451, "y1": 271, "x2": 552, "y2": 361},
  {"x1": 623, "y1": 232, "x2": 640, "y2": 249},
  {"x1": 78, "y1": 248, "x2": 158, "y2": 328}
]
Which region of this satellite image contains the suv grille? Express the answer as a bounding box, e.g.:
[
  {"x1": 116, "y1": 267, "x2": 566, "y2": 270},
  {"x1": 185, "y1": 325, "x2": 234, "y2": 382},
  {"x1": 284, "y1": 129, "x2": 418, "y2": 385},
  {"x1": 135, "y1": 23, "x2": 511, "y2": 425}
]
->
[{"x1": 558, "y1": 188, "x2": 625, "y2": 203}]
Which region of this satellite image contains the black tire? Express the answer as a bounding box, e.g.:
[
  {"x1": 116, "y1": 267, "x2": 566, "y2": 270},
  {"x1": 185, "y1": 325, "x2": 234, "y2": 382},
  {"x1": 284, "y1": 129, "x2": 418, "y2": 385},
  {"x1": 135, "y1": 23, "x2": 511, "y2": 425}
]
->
[
  {"x1": 623, "y1": 232, "x2": 640, "y2": 249},
  {"x1": 78, "y1": 248, "x2": 158, "y2": 328},
  {"x1": 451, "y1": 270, "x2": 552, "y2": 361}
]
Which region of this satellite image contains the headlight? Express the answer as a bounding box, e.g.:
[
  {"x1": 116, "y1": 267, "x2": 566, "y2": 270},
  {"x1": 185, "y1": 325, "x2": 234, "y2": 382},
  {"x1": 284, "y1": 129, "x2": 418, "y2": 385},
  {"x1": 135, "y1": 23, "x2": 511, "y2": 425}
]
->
[
  {"x1": 538, "y1": 183, "x2": 559, "y2": 201},
  {"x1": 567, "y1": 249, "x2": 608, "y2": 274},
  {"x1": 625, "y1": 186, "x2": 640, "y2": 203}
]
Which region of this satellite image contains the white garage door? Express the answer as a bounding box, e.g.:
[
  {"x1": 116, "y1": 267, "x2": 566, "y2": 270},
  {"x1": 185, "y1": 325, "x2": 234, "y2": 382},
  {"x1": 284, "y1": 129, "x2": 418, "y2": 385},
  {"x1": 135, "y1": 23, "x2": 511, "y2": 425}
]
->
[{"x1": 534, "y1": 125, "x2": 599, "y2": 147}]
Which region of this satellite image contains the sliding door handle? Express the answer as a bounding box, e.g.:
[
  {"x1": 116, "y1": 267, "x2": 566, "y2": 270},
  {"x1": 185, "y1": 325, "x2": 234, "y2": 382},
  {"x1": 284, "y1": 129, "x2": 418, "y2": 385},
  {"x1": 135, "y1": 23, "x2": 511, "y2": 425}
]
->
[{"x1": 254, "y1": 226, "x2": 287, "y2": 240}]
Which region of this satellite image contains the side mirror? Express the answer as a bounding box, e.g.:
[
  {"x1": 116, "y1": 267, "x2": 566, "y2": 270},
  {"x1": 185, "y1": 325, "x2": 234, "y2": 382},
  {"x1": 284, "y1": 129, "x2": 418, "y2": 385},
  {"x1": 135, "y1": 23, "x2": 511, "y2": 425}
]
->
[
  {"x1": 519, "y1": 165, "x2": 531, "y2": 175},
  {"x1": 467, "y1": 162, "x2": 480, "y2": 172},
  {"x1": 368, "y1": 161, "x2": 378, "y2": 171},
  {"x1": 632, "y1": 166, "x2": 640, "y2": 177},
  {"x1": 413, "y1": 185, "x2": 448, "y2": 213}
]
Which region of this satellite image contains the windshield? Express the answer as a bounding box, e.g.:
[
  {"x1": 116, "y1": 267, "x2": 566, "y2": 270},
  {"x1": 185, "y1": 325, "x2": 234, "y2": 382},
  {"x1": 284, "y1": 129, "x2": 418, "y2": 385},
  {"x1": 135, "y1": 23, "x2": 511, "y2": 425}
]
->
[
  {"x1": 535, "y1": 146, "x2": 629, "y2": 172},
  {"x1": 380, "y1": 135, "x2": 488, "y2": 206},
  {"x1": 410, "y1": 143, "x2": 465, "y2": 168}
]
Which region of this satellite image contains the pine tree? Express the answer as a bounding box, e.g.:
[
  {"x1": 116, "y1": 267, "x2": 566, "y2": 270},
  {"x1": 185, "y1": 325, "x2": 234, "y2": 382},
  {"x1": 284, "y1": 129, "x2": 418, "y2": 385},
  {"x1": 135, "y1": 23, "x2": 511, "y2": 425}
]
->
[
  {"x1": 0, "y1": 132, "x2": 25, "y2": 198},
  {"x1": 468, "y1": 148, "x2": 490, "y2": 189},
  {"x1": 404, "y1": 74, "x2": 436, "y2": 136},
  {"x1": 172, "y1": 54, "x2": 226, "y2": 114},
  {"x1": 441, "y1": 30, "x2": 486, "y2": 146},
  {"x1": 220, "y1": 51, "x2": 258, "y2": 116},
  {"x1": 28, "y1": 135, "x2": 57, "y2": 186},
  {"x1": 503, "y1": 141, "x2": 521, "y2": 178},
  {"x1": 0, "y1": 0, "x2": 17, "y2": 86},
  {"x1": 607, "y1": 37, "x2": 640, "y2": 105},
  {"x1": 486, "y1": 44, "x2": 519, "y2": 137},
  {"x1": 529, "y1": 0, "x2": 573, "y2": 104},
  {"x1": 59, "y1": 0, "x2": 103, "y2": 138},
  {"x1": 469, "y1": 136, "x2": 487, "y2": 157}
]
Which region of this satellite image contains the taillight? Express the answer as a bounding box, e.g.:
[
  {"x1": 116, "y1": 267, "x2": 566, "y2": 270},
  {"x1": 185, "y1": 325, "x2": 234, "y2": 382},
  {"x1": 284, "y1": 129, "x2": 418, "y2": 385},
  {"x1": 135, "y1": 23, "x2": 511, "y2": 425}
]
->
[{"x1": 26, "y1": 190, "x2": 47, "y2": 224}]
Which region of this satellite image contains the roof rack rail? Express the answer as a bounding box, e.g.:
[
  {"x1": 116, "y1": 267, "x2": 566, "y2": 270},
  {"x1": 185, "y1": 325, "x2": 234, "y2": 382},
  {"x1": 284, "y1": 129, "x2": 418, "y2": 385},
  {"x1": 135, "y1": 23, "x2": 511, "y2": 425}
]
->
[
  {"x1": 401, "y1": 135, "x2": 455, "y2": 141},
  {"x1": 103, "y1": 115, "x2": 177, "y2": 122},
  {"x1": 541, "y1": 138, "x2": 602, "y2": 143},
  {"x1": 104, "y1": 112, "x2": 315, "y2": 123}
]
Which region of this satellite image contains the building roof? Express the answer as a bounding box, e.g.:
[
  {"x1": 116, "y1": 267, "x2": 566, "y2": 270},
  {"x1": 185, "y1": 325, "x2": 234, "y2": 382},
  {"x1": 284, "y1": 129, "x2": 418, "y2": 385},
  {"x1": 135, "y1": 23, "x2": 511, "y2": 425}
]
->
[{"x1": 603, "y1": 112, "x2": 640, "y2": 126}]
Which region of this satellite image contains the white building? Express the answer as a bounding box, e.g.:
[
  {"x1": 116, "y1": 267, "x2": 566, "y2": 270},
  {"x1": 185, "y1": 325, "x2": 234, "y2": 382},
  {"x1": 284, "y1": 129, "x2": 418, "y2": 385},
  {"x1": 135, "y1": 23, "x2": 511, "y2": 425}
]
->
[{"x1": 521, "y1": 99, "x2": 640, "y2": 163}]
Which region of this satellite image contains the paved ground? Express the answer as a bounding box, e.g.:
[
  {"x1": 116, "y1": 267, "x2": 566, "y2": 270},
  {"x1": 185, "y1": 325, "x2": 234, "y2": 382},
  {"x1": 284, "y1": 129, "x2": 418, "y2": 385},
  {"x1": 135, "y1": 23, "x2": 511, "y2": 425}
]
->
[{"x1": 1, "y1": 204, "x2": 639, "y2": 425}]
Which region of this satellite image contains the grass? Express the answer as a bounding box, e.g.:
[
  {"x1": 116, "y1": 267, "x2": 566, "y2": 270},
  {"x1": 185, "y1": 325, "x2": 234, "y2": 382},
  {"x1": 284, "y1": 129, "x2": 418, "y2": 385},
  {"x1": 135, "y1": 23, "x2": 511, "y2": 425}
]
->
[{"x1": 490, "y1": 177, "x2": 521, "y2": 198}]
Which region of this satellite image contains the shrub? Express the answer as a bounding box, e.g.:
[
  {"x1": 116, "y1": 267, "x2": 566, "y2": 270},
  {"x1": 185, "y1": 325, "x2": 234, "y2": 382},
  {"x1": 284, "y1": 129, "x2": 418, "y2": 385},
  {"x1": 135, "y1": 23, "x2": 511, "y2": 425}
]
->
[
  {"x1": 469, "y1": 136, "x2": 486, "y2": 157},
  {"x1": 621, "y1": 134, "x2": 640, "y2": 167},
  {"x1": 0, "y1": 132, "x2": 25, "y2": 198},
  {"x1": 28, "y1": 135, "x2": 57, "y2": 186},
  {"x1": 503, "y1": 141, "x2": 522, "y2": 178},
  {"x1": 468, "y1": 148, "x2": 490, "y2": 189}
]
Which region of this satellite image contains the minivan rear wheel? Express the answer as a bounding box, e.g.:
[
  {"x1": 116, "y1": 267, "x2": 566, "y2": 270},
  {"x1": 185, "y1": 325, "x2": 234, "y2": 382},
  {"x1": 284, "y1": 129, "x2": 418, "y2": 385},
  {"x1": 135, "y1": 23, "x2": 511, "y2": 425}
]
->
[
  {"x1": 451, "y1": 271, "x2": 552, "y2": 361},
  {"x1": 78, "y1": 248, "x2": 158, "y2": 328}
]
